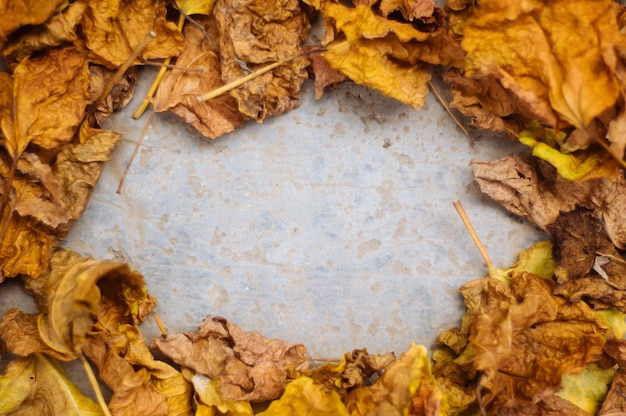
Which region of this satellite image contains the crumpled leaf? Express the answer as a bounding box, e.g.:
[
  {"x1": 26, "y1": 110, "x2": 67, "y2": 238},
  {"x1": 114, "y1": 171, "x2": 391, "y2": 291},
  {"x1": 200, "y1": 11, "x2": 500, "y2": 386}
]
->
[
  {"x1": 2, "y1": 2, "x2": 86, "y2": 63},
  {"x1": 0, "y1": 125, "x2": 121, "y2": 279},
  {"x1": 0, "y1": 353, "x2": 105, "y2": 416},
  {"x1": 548, "y1": 208, "x2": 626, "y2": 285},
  {"x1": 1, "y1": 45, "x2": 89, "y2": 157},
  {"x1": 213, "y1": 0, "x2": 310, "y2": 121},
  {"x1": 154, "y1": 16, "x2": 245, "y2": 138},
  {"x1": 307, "y1": 46, "x2": 348, "y2": 99},
  {"x1": 298, "y1": 348, "x2": 396, "y2": 394},
  {"x1": 598, "y1": 367, "x2": 626, "y2": 415},
  {"x1": 84, "y1": 324, "x2": 193, "y2": 416},
  {"x1": 152, "y1": 315, "x2": 308, "y2": 402},
  {"x1": 344, "y1": 343, "x2": 444, "y2": 416},
  {"x1": 0, "y1": 0, "x2": 66, "y2": 43},
  {"x1": 89, "y1": 65, "x2": 138, "y2": 126},
  {"x1": 305, "y1": 0, "x2": 463, "y2": 109},
  {"x1": 378, "y1": 0, "x2": 435, "y2": 21},
  {"x1": 462, "y1": 0, "x2": 624, "y2": 129},
  {"x1": 0, "y1": 249, "x2": 156, "y2": 360},
  {"x1": 471, "y1": 155, "x2": 626, "y2": 249},
  {"x1": 81, "y1": 0, "x2": 184, "y2": 68},
  {"x1": 181, "y1": 368, "x2": 253, "y2": 416},
  {"x1": 555, "y1": 363, "x2": 614, "y2": 415}
]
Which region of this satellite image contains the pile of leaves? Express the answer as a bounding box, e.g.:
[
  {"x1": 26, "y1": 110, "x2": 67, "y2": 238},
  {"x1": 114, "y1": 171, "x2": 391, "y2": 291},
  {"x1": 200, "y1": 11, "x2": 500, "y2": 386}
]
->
[{"x1": 1, "y1": 0, "x2": 626, "y2": 414}]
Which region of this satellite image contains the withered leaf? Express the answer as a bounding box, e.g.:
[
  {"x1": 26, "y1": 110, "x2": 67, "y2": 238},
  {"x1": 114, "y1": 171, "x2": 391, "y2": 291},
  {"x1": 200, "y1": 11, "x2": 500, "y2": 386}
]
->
[
  {"x1": 84, "y1": 324, "x2": 193, "y2": 416},
  {"x1": 0, "y1": 0, "x2": 66, "y2": 43},
  {"x1": 344, "y1": 343, "x2": 443, "y2": 416},
  {"x1": 462, "y1": 0, "x2": 624, "y2": 129},
  {"x1": 472, "y1": 155, "x2": 626, "y2": 249},
  {"x1": 0, "y1": 355, "x2": 36, "y2": 414},
  {"x1": 154, "y1": 16, "x2": 246, "y2": 139},
  {"x1": 81, "y1": 0, "x2": 183, "y2": 68},
  {"x1": 2, "y1": 1, "x2": 86, "y2": 63},
  {"x1": 181, "y1": 368, "x2": 254, "y2": 416},
  {"x1": 0, "y1": 353, "x2": 105, "y2": 416},
  {"x1": 214, "y1": 0, "x2": 310, "y2": 121},
  {"x1": 598, "y1": 367, "x2": 626, "y2": 416},
  {"x1": 307, "y1": 47, "x2": 348, "y2": 100},
  {"x1": 89, "y1": 65, "x2": 138, "y2": 126},
  {"x1": 152, "y1": 315, "x2": 308, "y2": 402},
  {"x1": 257, "y1": 376, "x2": 349, "y2": 416}
]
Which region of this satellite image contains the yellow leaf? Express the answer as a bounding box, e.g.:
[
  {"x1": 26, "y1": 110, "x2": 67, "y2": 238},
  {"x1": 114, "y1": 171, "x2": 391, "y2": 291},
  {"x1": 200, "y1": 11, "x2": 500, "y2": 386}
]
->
[
  {"x1": 462, "y1": 0, "x2": 624, "y2": 128},
  {"x1": 257, "y1": 377, "x2": 349, "y2": 416},
  {"x1": 5, "y1": 354, "x2": 105, "y2": 416},
  {"x1": 182, "y1": 369, "x2": 253, "y2": 416},
  {"x1": 175, "y1": 0, "x2": 215, "y2": 16},
  {"x1": 519, "y1": 135, "x2": 618, "y2": 181},
  {"x1": 324, "y1": 40, "x2": 431, "y2": 110},
  {"x1": 344, "y1": 343, "x2": 444, "y2": 416},
  {"x1": 555, "y1": 363, "x2": 615, "y2": 415},
  {"x1": 0, "y1": 356, "x2": 36, "y2": 415}
]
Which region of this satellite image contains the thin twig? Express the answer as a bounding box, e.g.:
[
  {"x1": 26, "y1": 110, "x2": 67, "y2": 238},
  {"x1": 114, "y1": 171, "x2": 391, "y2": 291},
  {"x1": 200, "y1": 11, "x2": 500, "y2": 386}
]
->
[
  {"x1": 89, "y1": 31, "x2": 156, "y2": 119},
  {"x1": 117, "y1": 110, "x2": 155, "y2": 194},
  {"x1": 155, "y1": 314, "x2": 168, "y2": 336},
  {"x1": 139, "y1": 61, "x2": 206, "y2": 73},
  {"x1": 78, "y1": 351, "x2": 113, "y2": 416},
  {"x1": 196, "y1": 48, "x2": 325, "y2": 102},
  {"x1": 453, "y1": 200, "x2": 497, "y2": 278},
  {"x1": 428, "y1": 80, "x2": 475, "y2": 146},
  {"x1": 133, "y1": 15, "x2": 185, "y2": 119}
]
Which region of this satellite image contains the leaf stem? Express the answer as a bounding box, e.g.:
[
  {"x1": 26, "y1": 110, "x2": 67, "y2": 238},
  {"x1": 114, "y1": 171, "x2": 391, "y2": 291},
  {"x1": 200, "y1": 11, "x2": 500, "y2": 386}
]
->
[
  {"x1": 195, "y1": 48, "x2": 324, "y2": 102},
  {"x1": 117, "y1": 110, "x2": 155, "y2": 194},
  {"x1": 78, "y1": 350, "x2": 113, "y2": 416},
  {"x1": 453, "y1": 200, "x2": 497, "y2": 278},
  {"x1": 428, "y1": 80, "x2": 475, "y2": 146},
  {"x1": 133, "y1": 14, "x2": 185, "y2": 119}
]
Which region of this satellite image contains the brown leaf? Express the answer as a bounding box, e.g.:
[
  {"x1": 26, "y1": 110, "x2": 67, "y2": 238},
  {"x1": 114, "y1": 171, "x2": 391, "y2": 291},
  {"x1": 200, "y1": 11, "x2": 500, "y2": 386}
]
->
[
  {"x1": 554, "y1": 276, "x2": 626, "y2": 312},
  {"x1": 598, "y1": 367, "x2": 626, "y2": 416},
  {"x1": 213, "y1": 0, "x2": 310, "y2": 121},
  {"x1": 154, "y1": 16, "x2": 245, "y2": 138},
  {"x1": 378, "y1": 0, "x2": 435, "y2": 21},
  {"x1": 548, "y1": 208, "x2": 626, "y2": 284},
  {"x1": 0, "y1": 308, "x2": 65, "y2": 359},
  {"x1": 0, "y1": 0, "x2": 66, "y2": 43},
  {"x1": 89, "y1": 65, "x2": 138, "y2": 126},
  {"x1": 81, "y1": 0, "x2": 183, "y2": 68},
  {"x1": 84, "y1": 325, "x2": 193, "y2": 416},
  {"x1": 152, "y1": 315, "x2": 308, "y2": 402},
  {"x1": 306, "y1": 48, "x2": 348, "y2": 100},
  {"x1": 471, "y1": 155, "x2": 626, "y2": 249}
]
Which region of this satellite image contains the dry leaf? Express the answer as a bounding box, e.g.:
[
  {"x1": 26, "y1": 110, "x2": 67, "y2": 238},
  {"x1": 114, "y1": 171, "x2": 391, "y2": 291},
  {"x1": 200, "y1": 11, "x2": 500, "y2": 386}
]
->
[
  {"x1": 89, "y1": 65, "x2": 139, "y2": 125},
  {"x1": 472, "y1": 155, "x2": 626, "y2": 249},
  {"x1": 307, "y1": 47, "x2": 348, "y2": 100},
  {"x1": 2, "y1": 2, "x2": 86, "y2": 63},
  {"x1": 81, "y1": 0, "x2": 184, "y2": 68},
  {"x1": 0, "y1": 353, "x2": 105, "y2": 416},
  {"x1": 154, "y1": 16, "x2": 245, "y2": 138},
  {"x1": 257, "y1": 376, "x2": 349, "y2": 416},
  {"x1": 84, "y1": 325, "x2": 193, "y2": 416},
  {"x1": 462, "y1": 0, "x2": 624, "y2": 129},
  {"x1": 213, "y1": 0, "x2": 311, "y2": 121},
  {"x1": 598, "y1": 367, "x2": 626, "y2": 415},
  {"x1": 344, "y1": 343, "x2": 444, "y2": 416},
  {"x1": 182, "y1": 368, "x2": 254, "y2": 416},
  {"x1": 0, "y1": 0, "x2": 66, "y2": 43},
  {"x1": 152, "y1": 315, "x2": 308, "y2": 402}
]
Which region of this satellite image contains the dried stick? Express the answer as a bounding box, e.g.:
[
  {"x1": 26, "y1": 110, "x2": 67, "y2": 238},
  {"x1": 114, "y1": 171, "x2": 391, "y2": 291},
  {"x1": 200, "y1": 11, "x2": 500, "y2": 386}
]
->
[
  {"x1": 117, "y1": 110, "x2": 155, "y2": 194},
  {"x1": 428, "y1": 80, "x2": 475, "y2": 146},
  {"x1": 78, "y1": 351, "x2": 113, "y2": 416},
  {"x1": 453, "y1": 200, "x2": 497, "y2": 278}
]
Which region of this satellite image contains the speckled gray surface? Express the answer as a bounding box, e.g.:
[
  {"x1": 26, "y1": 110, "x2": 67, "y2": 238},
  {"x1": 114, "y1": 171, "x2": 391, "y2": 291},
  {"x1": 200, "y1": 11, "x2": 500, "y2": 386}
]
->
[{"x1": 0, "y1": 69, "x2": 545, "y2": 363}]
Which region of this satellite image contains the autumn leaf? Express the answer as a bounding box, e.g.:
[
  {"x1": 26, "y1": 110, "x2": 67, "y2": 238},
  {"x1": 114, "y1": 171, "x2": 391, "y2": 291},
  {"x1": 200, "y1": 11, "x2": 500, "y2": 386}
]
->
[
  {"x1": 213, "y1": 0, "x2": 310, "y2": 121},
  {"x1": 0, "y1": 353, "x2": 105, "y2": 416},
  {"x1": 81, "y1": 0, "x2": 183, "y2": 68},
  {"x1": 257, "y1": 377, "x2": 349, "y2": 416},
  {"x1": 0, "y1": 0, "x2": 66, "y2": 43},
  {"x1": 175, "y1": 0, "x2": 215, "y2": 16},
  {"x1": 305, "y1": 0, "x2": 462, "y2": 109},
  {"x1": 471, "y1": 155, "x2": 626, "y2": 249},
  {"x1": 2, "y1": 1, "x2": 86, "y2": 63},
  {"x1": 555, "y1": 363, "x2": 614, "y2": 414},
  {"x1": 599, "y1": 367, "x2": 626, "y2": 415},
  {"x1": 154, "y1": 16, "x2": 245, "y2": 139},
  {"x1": 461, "y1": 0, "x2": 624, "y2": 129},
  {"x1": 84, "y1": 325, "x2": 193, "y2": 416},
  {"x1": 181, "y1": 368, "x2": 254, "y2": 416},
  {"x1": 152, "y1": 315, "x2": 308, "y2": 402}
]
